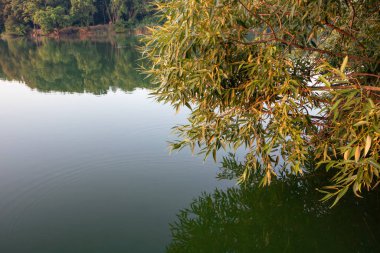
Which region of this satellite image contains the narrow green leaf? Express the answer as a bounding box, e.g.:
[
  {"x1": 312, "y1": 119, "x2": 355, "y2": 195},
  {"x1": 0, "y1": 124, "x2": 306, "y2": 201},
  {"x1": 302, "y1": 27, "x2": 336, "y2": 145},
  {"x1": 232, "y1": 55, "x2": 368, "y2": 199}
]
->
[
  {"x1": 319, "y1": 76, "x2": 331, "y2": 87},
  {"x1": 340, "y1": 56, "x2": 348, "y2": 72},
  {"x1": 331, "y1": 186, "x2": 349, "y2": 207}
]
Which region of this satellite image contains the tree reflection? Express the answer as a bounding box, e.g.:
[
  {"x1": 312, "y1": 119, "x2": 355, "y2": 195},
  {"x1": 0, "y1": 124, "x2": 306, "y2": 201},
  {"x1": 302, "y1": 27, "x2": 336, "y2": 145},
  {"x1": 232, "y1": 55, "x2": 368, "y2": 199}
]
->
[
  {"x1": 0, "y1": 37, "x2": 153, "y2": 94},
  {"x1": 167, "y1": 154, "x2": 380, "y2": 253}
]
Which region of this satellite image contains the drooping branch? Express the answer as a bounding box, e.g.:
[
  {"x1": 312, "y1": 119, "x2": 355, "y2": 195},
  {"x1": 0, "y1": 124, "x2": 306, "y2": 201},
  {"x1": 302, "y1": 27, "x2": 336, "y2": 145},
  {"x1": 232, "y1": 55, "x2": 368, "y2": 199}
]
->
[
  {"x1": 348, "y1": 73, "x2": 380, "y2": 79},
  {"x1": 309, "y1": 85, "x2": 380, "y2": 92}
]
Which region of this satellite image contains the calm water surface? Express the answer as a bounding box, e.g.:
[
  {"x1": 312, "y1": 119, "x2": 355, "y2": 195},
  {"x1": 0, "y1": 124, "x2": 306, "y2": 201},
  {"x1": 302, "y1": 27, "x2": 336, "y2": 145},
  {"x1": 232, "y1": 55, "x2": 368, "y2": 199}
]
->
[{"x1": 0, "y1": 38, "x2": 379, "y2": 253}]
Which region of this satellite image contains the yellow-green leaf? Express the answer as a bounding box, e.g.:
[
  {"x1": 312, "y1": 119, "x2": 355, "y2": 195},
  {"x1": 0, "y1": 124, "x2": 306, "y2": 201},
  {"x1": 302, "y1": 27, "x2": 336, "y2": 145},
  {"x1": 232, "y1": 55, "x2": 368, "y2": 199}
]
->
[
  {"x1": 319, "y1": 76, "x2": 331, "y2": 87},
  {"x1": 355, "y1": 145, "x2": 360, "y2": 162},
  {"x1": 364, "y1": 135, "x2": 371, "y2": 157},
  {"x1": 354, "y1": 121, "x2": 369, "y2": 127},
  {"x1": 344, "y1": 149, "x2": 350, "y2": 160}
]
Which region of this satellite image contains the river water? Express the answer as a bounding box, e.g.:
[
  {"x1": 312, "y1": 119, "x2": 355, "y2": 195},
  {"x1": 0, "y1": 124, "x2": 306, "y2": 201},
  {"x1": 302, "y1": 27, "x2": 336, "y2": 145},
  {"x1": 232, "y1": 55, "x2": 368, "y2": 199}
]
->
[{"x1": 0, "y1": 37, "x2": 378, "y2": 253}]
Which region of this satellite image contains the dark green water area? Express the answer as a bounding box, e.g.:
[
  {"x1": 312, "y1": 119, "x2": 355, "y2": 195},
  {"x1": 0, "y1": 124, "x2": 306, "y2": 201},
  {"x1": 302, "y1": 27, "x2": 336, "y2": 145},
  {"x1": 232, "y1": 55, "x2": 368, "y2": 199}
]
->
[{"x1": 0, "y1": 37, "x2": 378, "y2": 253}]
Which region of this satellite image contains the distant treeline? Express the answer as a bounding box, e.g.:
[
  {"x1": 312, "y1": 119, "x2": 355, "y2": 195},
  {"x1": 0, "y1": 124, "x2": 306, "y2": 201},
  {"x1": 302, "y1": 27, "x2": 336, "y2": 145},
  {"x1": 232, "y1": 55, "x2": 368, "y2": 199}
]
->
[{"x1": 0, "y1": 0, "x2": 154, "y2": 35}]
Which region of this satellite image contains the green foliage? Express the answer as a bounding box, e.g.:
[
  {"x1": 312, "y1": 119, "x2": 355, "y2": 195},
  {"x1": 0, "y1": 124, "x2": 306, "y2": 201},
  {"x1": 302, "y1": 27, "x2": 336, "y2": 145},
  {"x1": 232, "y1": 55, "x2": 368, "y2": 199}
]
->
[
  {"x1": 70, "y1": 0, "x2": 96, "y2": 26},
  {"x1": 1, "y1": 0, "x2": 31, "y2": 35},
  {"x1": 93, "y1": 0, "x2": 111, "y2": 24},
  {"x1": 0, "y1": 0, "x2": 155, "y2": 35},
  {"x1": 113, "y1": 19, "x2": 129, "y2": 33},
  {"x1": 33, "y1": 6, "x2": 70, "y2": 33},
  {"x1": 143, "y1": 0, "x2": 380, "y2": 204},
  {"x1": 110, "y1": 0, "x2": 154, "y2": 26},
  {"x1": 0, "y1": 1, "x2": 5, "y2": 33},
  {"x1": 4, "y1": 15, "x2": 27, "y2": 35}
]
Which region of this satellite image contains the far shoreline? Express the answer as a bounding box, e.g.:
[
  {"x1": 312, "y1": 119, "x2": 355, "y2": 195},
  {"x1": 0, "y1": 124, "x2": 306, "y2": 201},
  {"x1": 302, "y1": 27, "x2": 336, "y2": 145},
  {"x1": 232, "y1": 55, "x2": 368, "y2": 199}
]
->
[{"x1": 0, "y1": 24, "x2": 150, "y2": 40}]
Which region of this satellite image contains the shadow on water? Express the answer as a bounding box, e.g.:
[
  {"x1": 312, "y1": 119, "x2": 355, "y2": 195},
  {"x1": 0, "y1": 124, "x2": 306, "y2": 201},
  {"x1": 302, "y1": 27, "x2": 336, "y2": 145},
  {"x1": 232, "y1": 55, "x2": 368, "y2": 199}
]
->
[
  {"x1": 167, "y1": 154, "x2": 380, "y2": 253},
  {"x1": 0, "y1": 36, "x2": 154, "y2": 94}
]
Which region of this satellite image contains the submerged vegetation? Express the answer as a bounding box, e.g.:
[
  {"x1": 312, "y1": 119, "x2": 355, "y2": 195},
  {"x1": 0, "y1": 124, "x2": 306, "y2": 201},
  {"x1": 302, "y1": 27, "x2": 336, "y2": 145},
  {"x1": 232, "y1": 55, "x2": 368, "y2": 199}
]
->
[
  {"x1": 144, "y1": 0, "x2": 380, "y2": 204},
  {"x1": 0, "y1": 0, "x2": 155, "y2": 35},
  {"x1": 0, "y1": 37, "x2": 152, "y2": 93}
]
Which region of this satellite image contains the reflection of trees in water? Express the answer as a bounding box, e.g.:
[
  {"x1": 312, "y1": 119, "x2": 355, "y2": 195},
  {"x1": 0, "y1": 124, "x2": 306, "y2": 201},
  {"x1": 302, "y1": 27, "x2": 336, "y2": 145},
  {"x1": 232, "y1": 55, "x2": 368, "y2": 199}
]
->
[
  {"x1": 167, "y1": 154, "x2": 380, "y2": 253},
  {"x1": 0, "y1": 37, "x2": 153, "y2": 94}
]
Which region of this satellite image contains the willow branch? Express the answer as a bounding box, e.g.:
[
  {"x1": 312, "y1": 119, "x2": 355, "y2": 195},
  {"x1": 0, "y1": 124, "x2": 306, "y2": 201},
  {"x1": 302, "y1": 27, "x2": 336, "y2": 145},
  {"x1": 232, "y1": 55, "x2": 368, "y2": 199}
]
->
[
  {"x1": 310, "y1": 85, "x2": 380, "y2": 92},
  {"x1": 348, "y1": 73, "x2": 380, "y2": 78}
]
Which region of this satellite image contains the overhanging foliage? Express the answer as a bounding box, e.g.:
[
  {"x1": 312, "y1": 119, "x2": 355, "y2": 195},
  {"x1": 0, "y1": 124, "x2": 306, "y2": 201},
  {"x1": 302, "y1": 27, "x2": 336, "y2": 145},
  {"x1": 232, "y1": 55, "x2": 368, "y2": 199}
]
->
[{"x1": 143, "y1": 0, "x2": 380, "y2": 205}]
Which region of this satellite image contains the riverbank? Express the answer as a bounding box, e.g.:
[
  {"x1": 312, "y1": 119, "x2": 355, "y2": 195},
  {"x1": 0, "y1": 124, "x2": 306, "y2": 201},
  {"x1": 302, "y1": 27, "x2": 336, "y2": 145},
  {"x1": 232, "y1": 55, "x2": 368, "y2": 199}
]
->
[{"x1": 1, "y1": 24, "x2": 150, "y2": 40}]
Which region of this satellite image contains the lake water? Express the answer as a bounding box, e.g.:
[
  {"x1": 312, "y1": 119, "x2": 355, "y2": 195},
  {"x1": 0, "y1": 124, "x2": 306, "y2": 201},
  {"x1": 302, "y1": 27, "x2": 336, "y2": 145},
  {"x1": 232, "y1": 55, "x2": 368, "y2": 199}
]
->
[{"x1": 0, "y1": 37, "x2": 379, "y2": 253}]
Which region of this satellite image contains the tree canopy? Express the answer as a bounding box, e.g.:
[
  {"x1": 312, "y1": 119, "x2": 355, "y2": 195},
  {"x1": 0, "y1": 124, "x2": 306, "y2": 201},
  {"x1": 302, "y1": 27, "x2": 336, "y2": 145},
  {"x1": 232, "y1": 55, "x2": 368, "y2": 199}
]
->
[
  {"x1": 143, "y1": 0, "x2": 380, "y2": 204},
  {"x1": 0, "y1": 0, "x2": 154, "y2": 35}
]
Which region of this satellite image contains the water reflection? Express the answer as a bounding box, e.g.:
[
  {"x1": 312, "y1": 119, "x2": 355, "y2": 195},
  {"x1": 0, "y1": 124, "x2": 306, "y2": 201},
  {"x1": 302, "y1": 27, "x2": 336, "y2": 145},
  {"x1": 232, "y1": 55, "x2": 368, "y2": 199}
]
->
[
  {"x1": 167, "y1": 154, "x2": 380, "y2": 252},
  {"x1": 0, "y1": 37, "x2": 153, "y2": 94}
]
